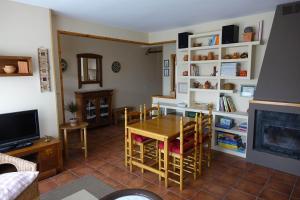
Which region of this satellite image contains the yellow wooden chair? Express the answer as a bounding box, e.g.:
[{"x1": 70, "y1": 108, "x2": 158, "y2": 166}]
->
[
  {"x1": 198, "y1": 107, "x2": 213, "y2": 176},
  {"x1": 143, "y1": 104, "x2": 160, "y2": 120},
  {"x1": 158, "y1": 116, "x2": 198, "y2": 191},
  {"x1": 124, "y1": 107, "x2": 155, "y2": 173}
]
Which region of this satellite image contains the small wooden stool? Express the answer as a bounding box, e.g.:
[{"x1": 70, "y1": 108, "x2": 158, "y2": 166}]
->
[{"x1": 60, "y1": 122, "x2": 88, "y2": 159}]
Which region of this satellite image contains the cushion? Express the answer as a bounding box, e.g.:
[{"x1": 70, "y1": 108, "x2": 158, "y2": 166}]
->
[
  {"x1": 0, "y1": 171, "x2": 39, "y2": 200},
  {"x1": 133, "y1": 134, "x2": 151, "y2": 143},
  {"x1": 159, "y1": 136, "x2": 195, "y2": 154}
]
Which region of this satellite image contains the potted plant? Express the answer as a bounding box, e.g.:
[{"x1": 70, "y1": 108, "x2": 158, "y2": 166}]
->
[{"x1": 65, "y1": 102, "x2": 78, "y2": 126}]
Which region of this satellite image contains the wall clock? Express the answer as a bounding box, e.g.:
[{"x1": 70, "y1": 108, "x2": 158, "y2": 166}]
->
[{"x1": 111, "y1": 61, "x2": 121, "y2": 73}]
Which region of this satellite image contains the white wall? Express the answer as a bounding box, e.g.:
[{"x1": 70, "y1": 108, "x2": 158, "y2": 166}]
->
[
  {"x1": 60, "y1": 35, "x2": 162, "y2": 120},
  {"x1": 162, "y1": 43, "x2": 176, "y2": 96},
  {"x1": 0, "y1": 0, "x2": 58, "y2": 137}
]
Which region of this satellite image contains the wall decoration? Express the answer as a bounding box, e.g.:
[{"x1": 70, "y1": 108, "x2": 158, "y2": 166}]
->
[
  {"x1": 178, "y1": 82, "x2": 188, "y2": 94},
  {"x1": 241, "y1": 85, "x2": 256, "y2": 97},
  {"x1": 38, "y1": 48, "x2": 51, "y2": 92},
  {"x1": 163, "y1": 59, "x2": 170, "y2": 77},
  {"x1": 61, "y1": 58, "x2": 68, "y2": 72},
  {"x1": 111, "y1": 61, "x2": 121, "y2": 73}
]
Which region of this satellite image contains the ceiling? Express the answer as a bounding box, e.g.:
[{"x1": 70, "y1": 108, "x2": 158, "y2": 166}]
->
[{"x1": 12, "y1": 0, "x2": 295, "y2": 32}]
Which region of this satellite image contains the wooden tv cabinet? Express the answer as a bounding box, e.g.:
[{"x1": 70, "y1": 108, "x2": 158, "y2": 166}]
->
[{"x1": 6, "y1": 137, "x2": 63, "y2": 180}]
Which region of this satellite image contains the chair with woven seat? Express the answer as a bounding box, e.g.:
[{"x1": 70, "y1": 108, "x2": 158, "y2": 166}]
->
[
  {"x1": 158, "y1": 116, "x2": 198, "y2": 191},
  {"x1": 198, "y1": 107, "x2": 213, "y2": 176},
  {"x1": 124, "y1": 107, "x2": 155, "y2": 173},
  {"x1": 0, "y1": 153, "x2": 39, "y2": 200},
  {"x1": 143, "y1": 104, "x2": 160, "y2": 120}
]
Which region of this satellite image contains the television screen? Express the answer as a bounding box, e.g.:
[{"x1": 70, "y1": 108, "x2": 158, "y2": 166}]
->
[{"x1": 0, "y1": 110, "x2": 40, "y2": 148}]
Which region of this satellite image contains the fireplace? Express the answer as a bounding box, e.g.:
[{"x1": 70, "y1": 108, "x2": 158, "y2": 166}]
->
[
  {"x1": 247, "y1": 102, "x2": 300, "y2": 176},
  {"x1": 254, "y1": 110, "x2": 300, "y2": 160}
]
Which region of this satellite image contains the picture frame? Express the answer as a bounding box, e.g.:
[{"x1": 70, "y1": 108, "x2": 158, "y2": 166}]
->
[
  {"x1": 163, "y1": 59, "x2": 169, "y2": 68},
  {"x1": 240, "y1": 85, "x2": 256, "y2": 97},
  {"x1": 178, "y1": 82, "x2": 188, "y2": 94}
]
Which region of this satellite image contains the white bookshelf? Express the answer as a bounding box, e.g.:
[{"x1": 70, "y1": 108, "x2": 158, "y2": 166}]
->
[{"x1": 157, "y1": 29, "x2": 261, "y2": 158}]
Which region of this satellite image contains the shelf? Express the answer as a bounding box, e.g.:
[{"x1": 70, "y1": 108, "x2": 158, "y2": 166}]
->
[
  {"x1": 190, "y1": 60, "x2": 219, "y2": 64},
  {"x1": 221, "y1": 41, "x2": 260, "y2": 48},
  {"x1": 214, "y1": 127, "x2": 247, "y2": 137},
  {"x1": 0, "y1": 56, "x2": 32, "y2": 76},
  {"x1": 213, "y1": 145, "x2": 246, "y2": 158},
  {"x1": 0, "y1": 73, "x2": 33, "y2": 77},
  {"x1": 178, "y1": 76, "x2": 189, "y2": 79},
  {"x1": 214, "y1": 111, "x2": 248, "y2": 119},
  {"x1": 177, "y1": 48, "x2": 188, "y2": 52},
  {"x1": 221, "y1": 58, "x2": 248, "y2": 62},
  {"x1": 100, "y1": 105, "x2": 109, "y2": 108},
  {"x1": 190, "y1": 45, "x2": 219, "y2": 51},
  {"x1": 190, "y1": 76, "x2": 218, "y2": 79},
  {"x1": 190, "y1": 88, "x2": 218, "y2": 92},
  {"x1": 219, "y1": 89, "x2": 234, "y2": 94},
  {"x1": 177, "y1": 61, "x2": 189, "y2": 65},
  {"x1": 219, "y1": 76, "x2": 249, "y2": 80}
]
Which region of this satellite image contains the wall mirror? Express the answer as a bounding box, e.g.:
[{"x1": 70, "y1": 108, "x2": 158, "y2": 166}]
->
[{"x1": 77, "y1": 53, "x2": 102, "y2": 88}]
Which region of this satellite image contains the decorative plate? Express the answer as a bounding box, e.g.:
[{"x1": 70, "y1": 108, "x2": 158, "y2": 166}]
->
[
  {"x1": 111, "y1": 61, "x2": 121, "y2": 73},
  {"x1": 61, "y1": 58, "x2": 68, "y2": 72}
]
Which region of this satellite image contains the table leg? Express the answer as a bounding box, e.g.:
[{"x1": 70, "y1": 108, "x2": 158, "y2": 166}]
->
[
  {"x1": 163, "y1": 139, "x2": 169, "y2": 188},
  {"x1": 63, "y1": 129, "x2": 68, "y2": 159},
  {"x1": 80, "y1": 129, "x2": 84, "y2": 144},
  {"x1": 84, "y1": 127, "x2": 87, "y2": 158},
  {"x1": 128, "y1": 128, "x2": 133, "y2": 172}
]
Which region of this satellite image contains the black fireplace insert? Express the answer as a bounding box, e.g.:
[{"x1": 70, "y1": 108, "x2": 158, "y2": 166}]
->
[{"x1": 254, "y1": 110, "x2": 300, "y2": 160}]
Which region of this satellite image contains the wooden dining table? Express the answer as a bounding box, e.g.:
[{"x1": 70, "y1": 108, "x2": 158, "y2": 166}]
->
[{"x1": 126, "y1": 115, "x2": 193, "y2": 188}]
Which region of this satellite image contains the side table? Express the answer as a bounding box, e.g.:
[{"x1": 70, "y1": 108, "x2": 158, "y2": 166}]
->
[{"x1": 60, "y1": 122, "x2": 88, "y2": 159}]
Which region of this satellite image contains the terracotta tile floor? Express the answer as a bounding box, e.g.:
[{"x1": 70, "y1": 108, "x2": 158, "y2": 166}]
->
[{"x1": 39, "y1": 125, "x2": 300, "y2": 200}]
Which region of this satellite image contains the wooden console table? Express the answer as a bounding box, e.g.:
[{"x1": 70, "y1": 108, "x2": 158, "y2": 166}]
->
[{"x1": 6, "y1": 137, "x2": 63, "y2": 180}]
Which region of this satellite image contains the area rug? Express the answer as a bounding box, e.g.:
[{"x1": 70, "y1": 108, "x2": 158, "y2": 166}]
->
[{"x1": 41, "y1": 175, "x2": 115, "y2": 200}]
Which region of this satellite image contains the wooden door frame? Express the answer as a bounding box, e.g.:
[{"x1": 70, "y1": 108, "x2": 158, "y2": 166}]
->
[
  {"x1": 56, "y1": 30, "x2": 175, "y2": 123},
  {"x1": 170, "y1": 54, "x2": 176, "y2": 96}
]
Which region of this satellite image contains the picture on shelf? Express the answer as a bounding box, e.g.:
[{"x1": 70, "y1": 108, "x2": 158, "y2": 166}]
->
[
  {"x1": 177, "y1": 82, "x2": 188, "y2": 94},
  {"x1": 240, "y1": 85, "x2": 256, "y2": 97}
]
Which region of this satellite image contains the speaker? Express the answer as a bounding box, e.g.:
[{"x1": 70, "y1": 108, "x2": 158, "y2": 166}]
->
[
  {"x1": 178, "y1": 32, "x2": 192, "y2": 49},
  {"x1": 222, "y1": 25, "x2": 239, "y2": 44}
]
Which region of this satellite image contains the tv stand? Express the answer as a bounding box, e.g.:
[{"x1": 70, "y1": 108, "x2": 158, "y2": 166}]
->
[{"x1": 5, "y1": 137, "x2": 63, "y2": 180}]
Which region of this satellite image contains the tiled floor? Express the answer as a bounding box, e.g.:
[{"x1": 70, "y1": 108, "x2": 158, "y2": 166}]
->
[{"x1": 39, "y1": 125, "x2": 300, "y2": 200}]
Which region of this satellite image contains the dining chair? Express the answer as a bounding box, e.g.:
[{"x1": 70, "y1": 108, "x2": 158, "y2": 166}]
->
[
  {"x1": 158, "y1": 116, "x2": 198, "y2": 191},
  {"x1": 124, "y1": 107, "x2": 155, "y2": 173},
  {"x1": 198, "y1": 107, "x2": 213, "y2": 176},
  {"x1": 143, "y1": 104, "x2": 160, "y2": 120}
]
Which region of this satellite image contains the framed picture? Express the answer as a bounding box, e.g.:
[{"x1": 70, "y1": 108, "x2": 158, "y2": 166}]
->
[
  {"x1": 163, "y1": 68, "x2": 169, "y2": 77},
  {"x1": 164, "y1": 59, "x2": 169, "y2": 68},
  {"x1": 178, "y1": 82, "x2": 188, "y2": 94},
  {"x1": 241, "y1": 85, "x2": 256, "y2": 97}
]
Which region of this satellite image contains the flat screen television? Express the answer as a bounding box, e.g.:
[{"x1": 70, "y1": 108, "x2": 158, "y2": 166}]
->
[{"x1": 0, "y1": 110, "x2": 40, "y2": 152}]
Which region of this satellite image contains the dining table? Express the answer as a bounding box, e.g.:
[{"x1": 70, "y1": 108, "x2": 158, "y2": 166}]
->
[{"x1": 126, "y1": 115, "x2": 193, "y2": 188}]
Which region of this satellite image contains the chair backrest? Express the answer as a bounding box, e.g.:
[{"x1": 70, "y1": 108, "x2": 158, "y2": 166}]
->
[
  {"x1": 125, "y1": 106, "x2": 143, "y2": 127},
  {"x1": 179, "y1": 116, "x2": 198, "y2": 155},
  {"x1": 143, "y1": 104, "x2": 160, "y2": 120},
  {"x1": 198, "y1": 106, "x2": 213, "y2": 143}
]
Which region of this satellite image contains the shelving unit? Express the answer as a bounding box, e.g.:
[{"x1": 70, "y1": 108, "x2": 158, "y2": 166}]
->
[
  {"x1": 0, "y1": 56, "x2": 33, "y2": 76},
  {"x1": 156, "y1": 29, "x2": 261, "y2": 158}
]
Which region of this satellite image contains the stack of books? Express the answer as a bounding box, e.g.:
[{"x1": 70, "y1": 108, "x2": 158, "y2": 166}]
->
[
  {"x1": 219, "y1": 95, "x2": 236, "y2": 112},
  {"x1": 238, "y1": 122, "x2": 248, "y2": 132},
  {"x1": 217, "y1": 132, "x2": 245, "y2": 153},
  {"x1": 220, "y1": 63, "x2": 238, "y2": 76}
]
